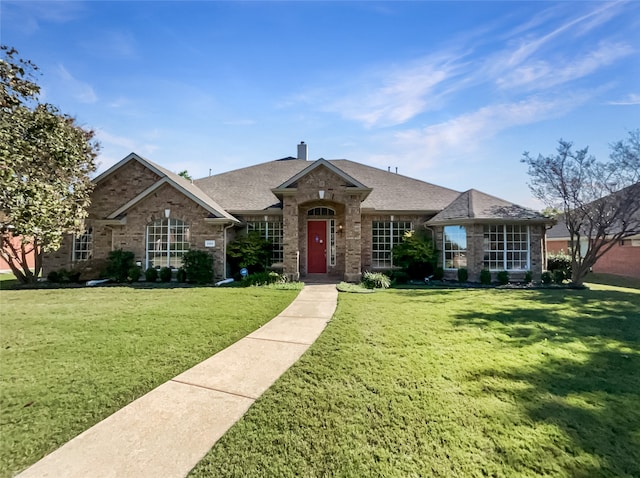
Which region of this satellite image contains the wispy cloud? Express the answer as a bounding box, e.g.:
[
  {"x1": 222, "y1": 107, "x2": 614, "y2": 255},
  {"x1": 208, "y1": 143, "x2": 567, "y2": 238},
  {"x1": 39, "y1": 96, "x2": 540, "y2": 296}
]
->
[
  {"x1": 97, "y1": 129, "x2": 158, "y2": 157},
  {"x1": 2, "y1": 0, "x2": 85, "y2": 34},
  {"x1": 394, "y1": 93, "x2": 591, "y2": 160},
  {"x1": 607, "y1": 93, "x2": 640, "y2": 105},
  {"x1": 496, "y1": 41, "x2": 634, "y2": 90},
  {"x1": 57, "y1": 65, "x2": 98, "y2": 103}
]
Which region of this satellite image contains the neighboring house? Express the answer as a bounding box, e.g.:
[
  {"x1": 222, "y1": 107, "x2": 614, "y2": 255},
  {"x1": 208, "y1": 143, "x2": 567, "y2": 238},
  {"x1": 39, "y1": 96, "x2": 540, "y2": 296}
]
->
[
  {"x1": 1, "y1": 234, "x2": 36, "y2": 273},
  {"x1": 547, "y1": 184, "x2": 640, "y2": 279},
  {"x1": 44, "y1": 143, "x2": 552, "y2": 282}
]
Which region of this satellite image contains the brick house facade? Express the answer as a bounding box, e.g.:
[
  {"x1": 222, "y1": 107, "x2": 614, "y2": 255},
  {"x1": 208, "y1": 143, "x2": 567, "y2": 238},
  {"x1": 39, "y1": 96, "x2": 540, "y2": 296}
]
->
[{"x1": 44, "y1": 143, "x2": 551, "y2": 282}]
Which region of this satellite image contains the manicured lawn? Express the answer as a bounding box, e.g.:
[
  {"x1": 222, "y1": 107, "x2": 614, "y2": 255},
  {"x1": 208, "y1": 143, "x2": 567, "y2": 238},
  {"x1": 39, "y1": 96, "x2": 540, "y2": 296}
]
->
[
  {"x1": 586, "y1": 272, "x2": 640, "y2": 290},
  {"x1": 191, "y1": 287, "x2": 640, "y2": 477},
  {"x1": 0, "y1": 286, "x2": 299, "y2": 478}
]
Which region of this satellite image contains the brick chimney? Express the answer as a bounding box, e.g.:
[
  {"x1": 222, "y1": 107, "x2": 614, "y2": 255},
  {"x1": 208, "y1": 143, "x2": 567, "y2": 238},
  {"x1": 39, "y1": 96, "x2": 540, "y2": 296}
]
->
[{"x1": 297, "y1": 141, "x2": 308, "y2": 161}]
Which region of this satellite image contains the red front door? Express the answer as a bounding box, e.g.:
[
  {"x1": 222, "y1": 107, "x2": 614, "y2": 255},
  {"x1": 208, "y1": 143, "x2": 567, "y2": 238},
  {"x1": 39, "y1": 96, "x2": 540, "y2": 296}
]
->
[{"x1": 307, "y1": 221, "x2": 327, "y2": 273}]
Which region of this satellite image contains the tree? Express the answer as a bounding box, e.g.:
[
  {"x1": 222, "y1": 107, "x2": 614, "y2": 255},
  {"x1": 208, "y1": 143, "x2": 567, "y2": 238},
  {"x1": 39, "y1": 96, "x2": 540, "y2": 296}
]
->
[
  {"x1": 0, "y1": 46, "x2": 99, "y2": 283},
  {"x1": 178, "y1": 170, "x2": 192, "y2": 181},
  {"x1": 522, "y1": 131, "x2": 640, "y2": 286}
]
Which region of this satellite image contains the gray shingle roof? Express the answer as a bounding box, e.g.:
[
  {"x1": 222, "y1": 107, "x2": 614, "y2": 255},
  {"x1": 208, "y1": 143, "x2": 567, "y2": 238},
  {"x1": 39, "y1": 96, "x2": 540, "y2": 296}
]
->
[
  {"x1": 194, "y1": 158, "x2": 460, "y2": 212},
  {"x1": 427, "y1": 189, "x2": 548, "y2": 224}
]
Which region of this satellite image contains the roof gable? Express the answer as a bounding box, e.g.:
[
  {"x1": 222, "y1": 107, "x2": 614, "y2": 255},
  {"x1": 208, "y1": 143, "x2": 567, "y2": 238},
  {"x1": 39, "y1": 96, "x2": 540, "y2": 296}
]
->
[
  {"x1": 428, "y1": 189, "x2": 548, "y2": 224},
  {"x1": 274, "y1": 158, "x2": 369, "y2": 190},
  {"x1": 99, "y1": 153, "x2": 238, "y2": 222}
]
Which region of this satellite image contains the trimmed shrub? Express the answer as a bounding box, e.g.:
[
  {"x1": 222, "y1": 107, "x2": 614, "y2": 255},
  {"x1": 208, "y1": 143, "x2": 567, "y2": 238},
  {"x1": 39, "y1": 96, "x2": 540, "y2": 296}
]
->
[
  {"x1": 541, "y1": 271, "x2": 553, "y2": 285},
  {"x1": 553, "y1": 269, "x2": 565, "y2": 285},
  {"x1": 480, "y1": 269, "x2": 492, "y2": 285},
  {"x1": 181, "y1": 249, "x2": 214, "y2": 284},
  {"x1": 497, "y1": 270, "x2": 510, "y2": 285},
  {"x1": 145, "y1": 267, "x2": 158, "y2": 282},
  {"x1": 47, "y1": 270, "x2": 61, "y2": 283},
  {"x1": 243, "y1": 271, "x2": 287, "y2": 287},
  {"x1": 127, "y1": 266, "x2": 141, "y2": 283},
  {"x1": 547, "y1": 251, "x2": 571, "y2": 278},
  {"x1": 106, "y1": 249, "x2": 135, "y2": 283},
  {"x1": 361, "y1": 271, "x2": 391, "y2": 289},
  {"x1": 388, "y1": 270, "x2": 409, "y2": 285},
  {"x1": 433, "y1": 267, "x2": 444, "y2": 281},
  {"x1": 176, "y1": 268, "x2": 187, "y2": 283},
  {"x1": 524, "y1": 270, "x2": 533, "y2": 284},
  {"x1": 457, "y1": 268, "x2": 468, "y2": 283},
  {"x1": 159, "y1": 267, "x2": 172, "y2": 283}
]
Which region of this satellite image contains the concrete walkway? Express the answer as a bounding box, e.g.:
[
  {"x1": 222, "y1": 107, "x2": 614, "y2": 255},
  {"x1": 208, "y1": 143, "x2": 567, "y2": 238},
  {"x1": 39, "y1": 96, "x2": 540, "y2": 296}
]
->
[{"x1": 17, "y1": 284, "x2": 338, "y2": 478}]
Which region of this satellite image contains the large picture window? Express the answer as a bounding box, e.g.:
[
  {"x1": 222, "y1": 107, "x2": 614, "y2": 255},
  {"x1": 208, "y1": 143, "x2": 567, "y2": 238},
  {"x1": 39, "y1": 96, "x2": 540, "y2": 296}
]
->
[
  {"x1": 372, "y1": 221, "x2": 412, "y2": 268},
  {"x1": 443, "y1": 225, "x2": 467, "y2": 269},
  {"x1": 146, "y1": 218, "x2": 190, "y2": 269},
  {"x1": 247, "y1": 221, "x2": 284, "y2": 264},
  {"x1": 73, "y1": 227, "x2": 93, "y2": 261},
  {"x1": 483, "y1": 224, "x2": 529, "y2": 270}
]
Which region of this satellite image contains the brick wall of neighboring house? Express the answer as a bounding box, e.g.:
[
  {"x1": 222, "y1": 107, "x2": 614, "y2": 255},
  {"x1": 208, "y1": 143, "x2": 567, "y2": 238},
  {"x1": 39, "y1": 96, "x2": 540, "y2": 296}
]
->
[
  {"x1": 547, "y1": 238, "x2": 640, "y2": 278},
  {"x1": 1, "y1": 235, "x2": 36, "y2": 273},
  {"x1": 436, "y1": 223, "x2": 545, "y2": 282},
  {"x1": 592, "y1": 240, "x2": 640, "y2": 278}
]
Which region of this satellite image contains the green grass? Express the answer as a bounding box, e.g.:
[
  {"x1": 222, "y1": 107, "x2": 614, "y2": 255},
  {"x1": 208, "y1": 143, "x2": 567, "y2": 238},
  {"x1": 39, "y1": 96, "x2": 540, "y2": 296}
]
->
[
  {"x1": 190, "y1": 288, "x2": 640, "y2": 477},
  {"x1": 0, "y1": 286, "x2": 298, "y2": 477},
  {"x1": 585, "y1": 272, "x2": 640, "y2": 290}
]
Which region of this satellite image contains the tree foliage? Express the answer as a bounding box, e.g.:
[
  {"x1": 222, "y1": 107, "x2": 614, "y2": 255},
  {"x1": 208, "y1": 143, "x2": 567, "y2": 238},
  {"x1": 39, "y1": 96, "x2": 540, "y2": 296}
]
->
[
  {"x1": 0, "y1": 46, "x2": 99, "y2": 283},
  {"x1": 226, "y1": 232, "x2": 271, "y2": 276},
  {"x1": 392, "y1": 229, "x2": 437, "y2": 279},
  {"x1": 522, "y1": 131, "x2": 640, "y2": 286}
]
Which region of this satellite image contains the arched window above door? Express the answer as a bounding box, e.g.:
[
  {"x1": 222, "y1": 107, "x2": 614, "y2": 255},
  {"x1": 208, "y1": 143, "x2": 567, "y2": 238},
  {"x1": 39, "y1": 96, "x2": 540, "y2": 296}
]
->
[{"x1": 307, "y1": 207, "x2": 335, "y2": 217}]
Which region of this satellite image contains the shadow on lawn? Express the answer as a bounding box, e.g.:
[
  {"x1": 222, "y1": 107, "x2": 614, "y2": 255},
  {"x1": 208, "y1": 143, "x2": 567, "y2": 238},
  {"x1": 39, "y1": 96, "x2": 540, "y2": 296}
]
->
[{"x1": 453, "y1": 289, "x2": 640, "y2": 476}]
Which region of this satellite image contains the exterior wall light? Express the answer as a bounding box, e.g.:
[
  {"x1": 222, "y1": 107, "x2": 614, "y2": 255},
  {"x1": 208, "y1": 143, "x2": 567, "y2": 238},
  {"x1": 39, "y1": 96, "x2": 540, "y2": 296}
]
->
[
  {"x1": 164, "y1": 208, "x2": 171, "y2": 218},
  {"x1": 319, "y1": 190, "x2": 325, "y2": 199}
]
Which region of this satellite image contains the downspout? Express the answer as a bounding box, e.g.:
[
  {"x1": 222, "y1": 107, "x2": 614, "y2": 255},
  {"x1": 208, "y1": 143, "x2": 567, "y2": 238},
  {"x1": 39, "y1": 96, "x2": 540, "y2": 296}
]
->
[{"x1": 223, "y1": 222, "x2": 234, "y2": 279}]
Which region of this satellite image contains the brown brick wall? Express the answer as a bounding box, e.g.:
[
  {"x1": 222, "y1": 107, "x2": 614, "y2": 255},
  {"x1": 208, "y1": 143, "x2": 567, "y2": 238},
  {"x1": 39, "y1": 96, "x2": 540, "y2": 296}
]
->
[{"x1": 44, "y1": 182, "x2": 228, "y2": 280}]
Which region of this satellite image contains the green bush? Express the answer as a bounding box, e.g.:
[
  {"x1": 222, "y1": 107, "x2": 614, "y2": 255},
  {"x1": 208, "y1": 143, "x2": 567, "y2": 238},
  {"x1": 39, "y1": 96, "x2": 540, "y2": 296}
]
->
[
  {"x1": 547, "y1": 251, "x2": 571, "y2": 278},
  {"x1": 553, "y1": 269, "x2": 565, "y2": 285},
  {"x1": 361, "y1": 271, "x2": 391, "y2": 289},
  {"x1": 227, "y1": 232, "x2": 272, "y2": 277},
  {"x1": 541, "y1": 271, "x2": 553, "y2": 285},
  {"x1": 433, "y1": 267, "x2": 444, "y2": 280},
  {"x1": 457, "y1": 268, "x2": 468, "y2": 283},
  {"x1": 524, "y1": 271, "x2": 533, "y2": 283},
  {"x1": 243, "y1": 271, "x2": 287, "y2": 287},
  {"x1": 181, "y1": 249, "x2": 214, "y2": 284},
  {"x1": 392, "y1": 229, "x2": 437, "y2": 280},
  {"x1": 479, "y1": 269, "x2": 491, "y2": 285},
  {"x1": 106, "y1": 249, "x2": 135, "y2": 283},
  {"x1": 47, "y1": 270, "x2": 60, "y2": 283},
  {"x1": 145, "y1": 268, "x2": 158, "y2": 282},
  {"x1": 159, "y1": 267, "x2": 172, "y2": 283},
  {"x1": 176, "y1": 268, "x2": 187, "y2": 283},
  {"x1": 388, "y1": 270, "x2": 409, "y2": 285},
  {"x1": 127, "y1": 266, "x2": 141, "y2": 283},
  {"x1": 497, "y1": 270, "x2": 510, "y2": 285}
]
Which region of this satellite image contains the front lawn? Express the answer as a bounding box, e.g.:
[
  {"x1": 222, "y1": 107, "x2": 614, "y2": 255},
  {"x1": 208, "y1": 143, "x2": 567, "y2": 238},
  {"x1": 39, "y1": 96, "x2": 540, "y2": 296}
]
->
[
  {"x1": 191, "y1": 287, "x2": 640, "y2": 477},
  {"x1": 0, "y1": 286, "x2": 299, "y2": 477}
]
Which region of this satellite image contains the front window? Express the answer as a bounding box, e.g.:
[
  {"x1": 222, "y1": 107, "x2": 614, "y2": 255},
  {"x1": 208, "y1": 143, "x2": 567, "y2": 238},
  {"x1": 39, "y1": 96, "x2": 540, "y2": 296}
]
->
[
  {"x1": 372, "y1": 221, "x2": 412, "y2": 268},
  {"x1": 247, "y1": 221, "x2": 284, "y2": 264},
  {"x1": 146, "y1": 218, "x2": 190, "y2": 269},
  {"x1": 483, "y1": 224, "x2": 530, "y2": 270},
  {"x1": 73, "y1": 227, "x2": 93, "y2": 261},
  {"x1": 443, "y1": 225, "x2": 467, "y2": 269}
]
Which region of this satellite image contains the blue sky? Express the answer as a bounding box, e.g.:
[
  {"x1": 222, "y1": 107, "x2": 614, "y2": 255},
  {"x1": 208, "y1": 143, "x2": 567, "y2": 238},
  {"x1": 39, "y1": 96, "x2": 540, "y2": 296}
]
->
[{"x1": 2, "y1": 1, "x2": 639, "y2": 208}]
